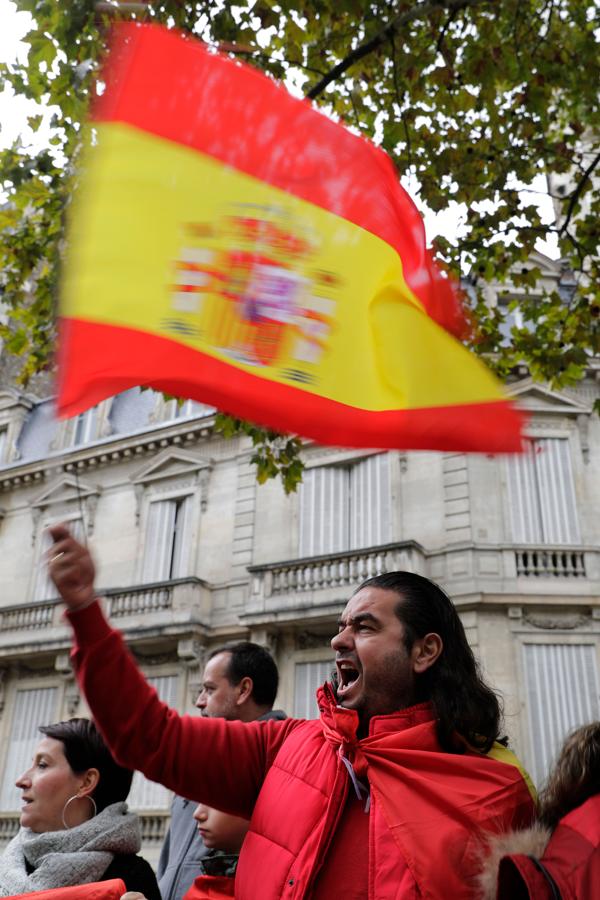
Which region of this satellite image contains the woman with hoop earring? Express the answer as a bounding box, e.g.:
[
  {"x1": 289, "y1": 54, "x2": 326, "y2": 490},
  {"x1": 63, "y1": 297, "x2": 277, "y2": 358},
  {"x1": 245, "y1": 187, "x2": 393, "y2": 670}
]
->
[{"x1": 0, "y1": 717, "x2": 159, "y2": 898}]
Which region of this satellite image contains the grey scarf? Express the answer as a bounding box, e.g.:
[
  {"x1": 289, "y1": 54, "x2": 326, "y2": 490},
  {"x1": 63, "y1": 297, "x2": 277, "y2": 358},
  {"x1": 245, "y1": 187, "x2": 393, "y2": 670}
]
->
[{"x1": 0, "y1": 801, "x2": 141, "y2": 896}]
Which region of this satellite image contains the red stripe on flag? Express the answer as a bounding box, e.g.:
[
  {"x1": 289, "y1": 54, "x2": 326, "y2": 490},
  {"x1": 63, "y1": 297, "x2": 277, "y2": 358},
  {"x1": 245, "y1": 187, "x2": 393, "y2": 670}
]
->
[
  {"x1": 57, "y1": 319, "x2": 524, "y2": 452},
  {"x1": 93, "y1": 23, "x2": 467, "y2": 338}
]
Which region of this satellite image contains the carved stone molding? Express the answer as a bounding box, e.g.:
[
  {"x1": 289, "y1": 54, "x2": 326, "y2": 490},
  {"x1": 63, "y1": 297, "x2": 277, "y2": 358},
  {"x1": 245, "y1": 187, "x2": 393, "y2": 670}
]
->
[
  {"x1": 31, "y1": 475, "x2": 101, "y2": 540},
  {"x1": 295, "y1": 631, "x2": 332, "y2": 650},
  {"x1": 523, "y1": 612, "x2": 589, "y2": 631},
  {"x1": 55, "y1": 652, "x2": 72, "y2": 674},
  {"x1": 177, "y1": 638, "x2": 204, "y2": 665},
  {"x1": 577, "y1": 413, "x2": 590, "y2": 464},
  {"x1": 63, "y1": 678, "x2": 80, "y2": 716},
  {"x1": 0, "y1": 418, "x2": 216, "y2": 493},
  {"x1": 0, "y1": 669, "x2": 7, "y2": 718},
  {"x1": 131, "y1": 649, "x2": 179, "y2": 666}
]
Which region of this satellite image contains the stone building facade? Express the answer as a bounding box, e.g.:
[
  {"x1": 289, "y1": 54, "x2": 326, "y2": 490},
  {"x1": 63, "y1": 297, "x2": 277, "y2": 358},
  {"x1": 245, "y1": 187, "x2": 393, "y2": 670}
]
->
[{"x1": 0, "y1": 258, "x2": 598, "y2": 863}]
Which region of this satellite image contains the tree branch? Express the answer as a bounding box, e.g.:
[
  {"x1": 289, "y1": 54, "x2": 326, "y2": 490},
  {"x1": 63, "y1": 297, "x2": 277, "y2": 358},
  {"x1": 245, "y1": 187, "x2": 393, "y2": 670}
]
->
[
  {"x1": 558, "y1": 148, "x2": 600, "y2": 237},
  {"x1": 306, "y1": 0, "x2": 489, "y2": 100}
]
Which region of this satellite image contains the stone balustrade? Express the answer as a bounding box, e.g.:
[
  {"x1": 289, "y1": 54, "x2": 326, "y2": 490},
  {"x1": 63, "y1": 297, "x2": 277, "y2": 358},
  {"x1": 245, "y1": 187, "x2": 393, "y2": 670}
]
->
[
  {"x1": 246, "y1": 541, "x2": 600, "y2": 623},
  {"x1": 515, "y1": 547, "x2": 587, "y2": 578},
  {"x1": 0, "y1": 814, "x2": 18, "y2": 845},
  {"x1": 105, "y1": 584, "x2": 173, "y2": 618},
  {"x1": 0, "y1": 577, "x2": 209, "y2": 639},
  {"x1": 261, "y1": 542, "x2": 426, "y2": 597},
  {"x1": 0, "y1": 811, "x2": 169, "y2": 848},
  {"x1": 139, "y1": 811, "x2": 170, "y2": 844},
  {"x1": 0, "y1": 601, "x2": 55, "y2": 632},
  {"x1": 0, "y1": 544, "x2": 597, "y2": 640}
]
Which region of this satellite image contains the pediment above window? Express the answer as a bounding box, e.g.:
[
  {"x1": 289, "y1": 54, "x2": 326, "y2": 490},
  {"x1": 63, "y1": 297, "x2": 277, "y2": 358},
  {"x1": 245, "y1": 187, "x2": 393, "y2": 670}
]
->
[
  {"x1": 0, "y1": 389, "x2": 34, "y2": 416},
  {"x1": 507, "y1": 379, "x2": 592, "y2": 462},
  {"x1": 131, "y1": 449, "x2": 213, "y2": 520},
  {"x1": 131, "y1": 449, "x2": 213, "y2": 486},
  {"x1": 507, "y1": 379, "x2": 592, "y2": 417},
  {"x1": 31, "y1": 475, "x2": 101, "y2": 539}
]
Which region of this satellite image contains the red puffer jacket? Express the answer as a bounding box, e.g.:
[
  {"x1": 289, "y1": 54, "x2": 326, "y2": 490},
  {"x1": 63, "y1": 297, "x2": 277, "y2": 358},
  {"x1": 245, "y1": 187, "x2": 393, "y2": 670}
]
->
[
  {"x1": 496, "y1": 794, "x2": 600, "y2": 899},
  {"x1": 185, "y1": 875, "x2": 236, "y2": 899},
  {"x1": 68, "y1": 602, "x2": 535, "y2": 900}
]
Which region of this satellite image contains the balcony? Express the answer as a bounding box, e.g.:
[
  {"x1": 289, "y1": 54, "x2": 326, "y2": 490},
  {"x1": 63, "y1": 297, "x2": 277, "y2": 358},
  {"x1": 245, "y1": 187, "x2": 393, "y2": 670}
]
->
[
  {"x1": 0, "y1": 810, "x2": 169, "y2": 850},
  {"x1": 515, "y1": 547, "x2": 586, "y2": 578},
  {"x1": 246, "y1": 542, "x2": 600, "y2": 624},
  {"x1": 245, "y1": 541, "x2": 427, "y2": 624},
  {"x1": 0, "y1": 577, "x2": 212, "y2": 657}
]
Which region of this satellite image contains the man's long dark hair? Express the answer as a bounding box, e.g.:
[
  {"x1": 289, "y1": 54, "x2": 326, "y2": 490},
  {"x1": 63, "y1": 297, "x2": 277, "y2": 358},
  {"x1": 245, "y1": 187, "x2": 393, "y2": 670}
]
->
[{"x1": 357, "y1": 572, "x2": 504, "y2": 753}]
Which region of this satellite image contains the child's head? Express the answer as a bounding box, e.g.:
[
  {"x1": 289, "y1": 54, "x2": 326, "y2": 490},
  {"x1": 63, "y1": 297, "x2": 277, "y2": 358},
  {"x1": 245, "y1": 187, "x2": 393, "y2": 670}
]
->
[
  {"x1": 193, "y1": 803, "x2": 249, "y2": 851},
  {"x1": 539, "y1": 721, "x2": 600, "y2": 829}
]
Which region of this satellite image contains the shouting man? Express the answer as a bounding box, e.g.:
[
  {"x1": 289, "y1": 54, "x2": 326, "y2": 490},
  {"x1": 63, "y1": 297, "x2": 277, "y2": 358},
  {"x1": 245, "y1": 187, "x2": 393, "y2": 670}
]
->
[{"x1": 49, "y1": 525, "x2": 534, "y2": 900}]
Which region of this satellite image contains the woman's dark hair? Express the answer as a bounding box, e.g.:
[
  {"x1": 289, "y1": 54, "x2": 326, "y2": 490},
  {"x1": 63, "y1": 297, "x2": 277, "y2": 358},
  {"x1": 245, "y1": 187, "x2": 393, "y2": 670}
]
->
[
  {"x1": 39, "y1": 717, "x2": 134, "y2": 812},
  {"x1": 538, "y1": 721, "x2": 600, "y2": 830},
  {"x1": 356, "y1": 571, "x2": 504, "y2": 753}
]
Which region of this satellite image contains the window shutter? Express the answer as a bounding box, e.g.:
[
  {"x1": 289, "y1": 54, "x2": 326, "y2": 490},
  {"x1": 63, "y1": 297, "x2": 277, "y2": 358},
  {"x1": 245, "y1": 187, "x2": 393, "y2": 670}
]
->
[
  {"x1": 523, "y1": 643, "x2": 600, "y2": 785},
  {"x1": 170, "y1": 497, "x2": 193, "y2": 578},
  {"x1": 142, "y1": 501, "x2": 177, "y2": 582},
  {"x1": 505, "y1": 443, "x2": 543, "y2": 543},
  {"x1": 128, "y1": 675, "x2": 179, "y2": 810},
  {"x1": 293, "y1": 661, "x2": 333, "y2": 719},
  {"x1": 535, "y1": 439, "x2": 580, "y2": 544},
  {"x1": 72, "y1": 407, "x2": 97, "y2": 446},
  {"x1": 506, "y1": 439, "x2": 579, "y2": 545},
  {"x1": 0, "y1": 687, "x2": 58, "y2": 810},
  {"x1": 350, "y1": 454, "x2": 391, "y2": 549},
  {"x1": 298, "y1": 467, "x2": 349, "y2": 557}
]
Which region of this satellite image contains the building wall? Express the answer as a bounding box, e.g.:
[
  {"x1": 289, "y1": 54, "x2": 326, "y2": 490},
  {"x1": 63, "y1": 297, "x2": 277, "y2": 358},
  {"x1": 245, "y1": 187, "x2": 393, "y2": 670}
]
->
[{"x1": 0, "y1": 371, "x2": 598, "y2": 863}]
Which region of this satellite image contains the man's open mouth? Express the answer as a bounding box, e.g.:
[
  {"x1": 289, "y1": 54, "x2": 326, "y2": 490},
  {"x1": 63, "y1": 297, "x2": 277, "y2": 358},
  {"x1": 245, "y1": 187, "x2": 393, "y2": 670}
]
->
[{"x1": 336, "y1": 660, "x2": 361, "y2": 697}]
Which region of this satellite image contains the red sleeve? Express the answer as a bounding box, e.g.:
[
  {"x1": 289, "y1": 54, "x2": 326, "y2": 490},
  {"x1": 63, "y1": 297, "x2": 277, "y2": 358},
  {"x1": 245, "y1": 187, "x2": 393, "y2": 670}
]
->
[{"x1": 66, "y1": 601, "x2": 299, "y2": 819}]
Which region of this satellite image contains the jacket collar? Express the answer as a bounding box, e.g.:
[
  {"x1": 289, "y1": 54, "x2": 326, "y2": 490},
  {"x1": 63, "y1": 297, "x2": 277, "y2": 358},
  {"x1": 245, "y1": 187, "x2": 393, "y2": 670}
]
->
[{"x1": 317, "y1": 682, "x2": 435, "y2": 742}]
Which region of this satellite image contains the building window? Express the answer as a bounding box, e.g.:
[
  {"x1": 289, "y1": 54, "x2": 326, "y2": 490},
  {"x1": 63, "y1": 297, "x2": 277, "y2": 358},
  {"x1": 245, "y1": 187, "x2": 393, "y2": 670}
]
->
[
  {"x1": 33, "y1": 518, "x2": 84, "y2": 602},
  {"x1": 298, "y1": 454, "x2": 391, "y2": 557},
  {"x1": 505, "y1": 438, "x2": 580, "y2": 544},
  {"x1": 0, "y1": 687, "x2": 58, "y2": 811},
  {"x1": 69, "y1": 407, "x2": 98, "y2": 447},
  {"x1": 128, "y1": 675, "x2": 178, "y2": 810},
  {"x1": 523, "y1": 643, "x2": 600, "y2": 785},
  {"x1": 294, "y1": 661, "x2": 333, "y2": 719},
  {"x1": 142, "y1": 497, "x2": 192, "y2": 582},
  {"x1": 163, "y1": 399, "x2": 211, "y2": 421}
]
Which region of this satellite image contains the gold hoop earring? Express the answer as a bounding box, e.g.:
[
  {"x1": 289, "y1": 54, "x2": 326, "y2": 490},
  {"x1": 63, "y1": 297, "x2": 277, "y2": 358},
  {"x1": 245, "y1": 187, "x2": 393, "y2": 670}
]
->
[{"x1": 61, "y1": 794, "x2": 98, "y2": 829}]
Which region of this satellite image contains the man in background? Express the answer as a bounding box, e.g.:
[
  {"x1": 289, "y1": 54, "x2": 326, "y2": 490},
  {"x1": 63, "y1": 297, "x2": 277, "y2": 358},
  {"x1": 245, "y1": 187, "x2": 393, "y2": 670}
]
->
[{"x1": 158, "y1": 642, "x2": 285, "y2": 900}]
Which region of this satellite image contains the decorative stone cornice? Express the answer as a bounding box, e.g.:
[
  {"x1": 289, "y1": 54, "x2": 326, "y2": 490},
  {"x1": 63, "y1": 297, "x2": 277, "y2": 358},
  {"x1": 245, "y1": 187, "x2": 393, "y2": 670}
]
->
[{"x1": 0, "y1": 414, "x2": 217, "y2": 493}]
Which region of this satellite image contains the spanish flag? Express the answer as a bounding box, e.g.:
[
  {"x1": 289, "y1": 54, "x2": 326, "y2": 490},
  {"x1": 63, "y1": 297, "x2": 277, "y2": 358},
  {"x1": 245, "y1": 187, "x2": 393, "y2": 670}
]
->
[{"x1": 58, "y1": 23, "x2": 523, "y2": 452}]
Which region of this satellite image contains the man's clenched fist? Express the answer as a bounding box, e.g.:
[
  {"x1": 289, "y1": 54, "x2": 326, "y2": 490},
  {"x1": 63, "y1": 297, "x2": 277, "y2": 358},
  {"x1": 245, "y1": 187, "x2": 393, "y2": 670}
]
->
[{"x1": 47, "y1": 523, "x2": 97, "y2": 610}]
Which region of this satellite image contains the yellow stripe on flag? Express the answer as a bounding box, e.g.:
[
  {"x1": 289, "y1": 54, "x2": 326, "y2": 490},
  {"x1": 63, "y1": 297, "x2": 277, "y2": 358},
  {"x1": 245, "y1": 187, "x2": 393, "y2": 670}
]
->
[{"x1": 487, "y1": 742, "x2": 538, "y2": 804}]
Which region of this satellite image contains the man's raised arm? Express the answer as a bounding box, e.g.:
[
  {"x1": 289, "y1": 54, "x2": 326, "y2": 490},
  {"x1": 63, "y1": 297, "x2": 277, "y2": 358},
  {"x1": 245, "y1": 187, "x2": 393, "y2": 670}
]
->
[{"x1": 48, "y1": 525, "x2": 294, "y2": 819}]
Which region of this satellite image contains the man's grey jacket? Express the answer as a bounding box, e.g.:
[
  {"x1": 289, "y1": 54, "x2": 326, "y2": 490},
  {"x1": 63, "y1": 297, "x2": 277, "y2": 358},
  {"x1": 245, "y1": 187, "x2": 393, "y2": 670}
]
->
[{"x1": 157, "y1": 708, "x2": 287, "y2": 900}]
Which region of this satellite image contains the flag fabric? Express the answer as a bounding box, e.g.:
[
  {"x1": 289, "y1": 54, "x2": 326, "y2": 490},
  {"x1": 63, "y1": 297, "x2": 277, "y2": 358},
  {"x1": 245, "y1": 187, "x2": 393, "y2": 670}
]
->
[
  {"x1": 58, "y1": 23, "x2": 523, "y2": 452},
  {"x1": 3, "y1": 878, "x2": 127, "y2": 899},
  {"x1": 319, "y1": 686, "x2": 536, "y2": 900}
]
